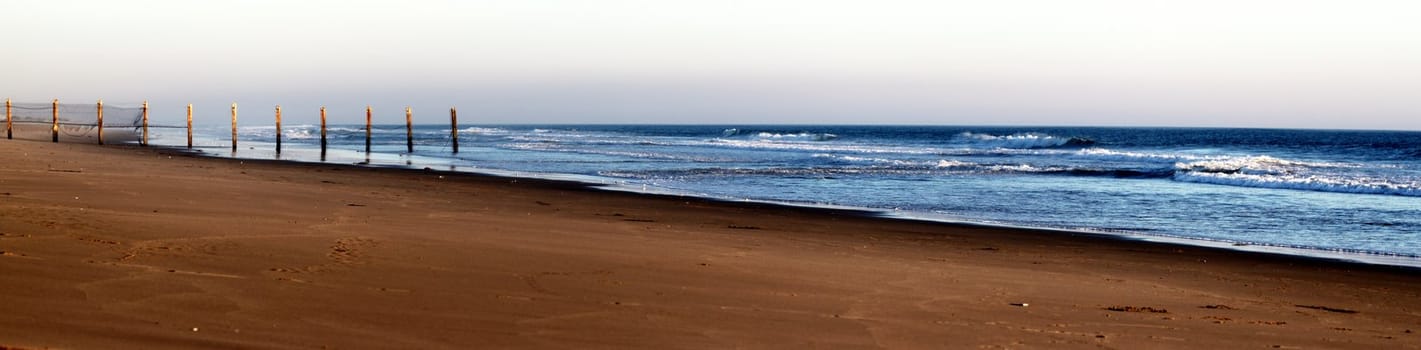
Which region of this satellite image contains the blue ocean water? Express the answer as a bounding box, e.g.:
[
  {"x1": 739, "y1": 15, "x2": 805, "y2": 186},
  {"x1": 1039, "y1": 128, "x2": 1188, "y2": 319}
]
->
[{"x1": 161, "y1": 125, "x2": 1421, "y2": 264}]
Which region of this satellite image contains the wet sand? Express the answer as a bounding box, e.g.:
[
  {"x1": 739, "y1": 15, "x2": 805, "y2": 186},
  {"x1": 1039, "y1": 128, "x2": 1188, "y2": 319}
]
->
[{"x1": 1, "y1": 139, "x2": 1419, "y2": 349}]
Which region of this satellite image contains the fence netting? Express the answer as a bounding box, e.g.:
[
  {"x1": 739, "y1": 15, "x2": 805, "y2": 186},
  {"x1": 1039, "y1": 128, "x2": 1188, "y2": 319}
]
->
[{"x1": 4, "y1": 101, "x2": 143, "y2": 143}]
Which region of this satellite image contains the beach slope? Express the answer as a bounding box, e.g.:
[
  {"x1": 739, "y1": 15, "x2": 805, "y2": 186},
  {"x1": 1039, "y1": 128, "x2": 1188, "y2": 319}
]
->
[{"x1": 1, "y1": 140, "x2": 1418, "y2": 349}]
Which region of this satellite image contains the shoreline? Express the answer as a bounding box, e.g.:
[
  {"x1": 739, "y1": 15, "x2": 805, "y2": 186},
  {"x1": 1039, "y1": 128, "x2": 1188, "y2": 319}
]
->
[
  {"x1": 183, "y1": 140, "x2": 1421, "y2": 270},
  {"x1": 3, "y1": 139, "x2": 1419, "y2": 349}
]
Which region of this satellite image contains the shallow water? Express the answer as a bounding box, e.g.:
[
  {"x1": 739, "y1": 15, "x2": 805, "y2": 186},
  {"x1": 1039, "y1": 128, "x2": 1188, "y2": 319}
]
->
[{"x1": 152, "y1": 125, "x2": 1421, "y2": 264}]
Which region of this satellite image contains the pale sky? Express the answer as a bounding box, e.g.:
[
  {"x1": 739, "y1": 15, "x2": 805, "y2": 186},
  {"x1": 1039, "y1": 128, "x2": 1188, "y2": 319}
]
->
[{"x1": 7, "y1": 0, "x2": 1420, "y2": 129}]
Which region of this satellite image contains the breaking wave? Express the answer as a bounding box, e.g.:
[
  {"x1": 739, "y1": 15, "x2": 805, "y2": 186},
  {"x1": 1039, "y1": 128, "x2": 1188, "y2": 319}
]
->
[
  {"x1": 1168, "y1": 156, "x2": 1418, "y2": 196},
  {"x1": 733, "y1": 152, "x2": 1420, "y2": 197},
  {"x1": 1172, "y1": 172, "x2": 1421, "y2": 197},
  {"x1": 720, "y1": 128, "x2": 838, "y2": 141},
  {"x1": 1174, "y1": 156, "x2": 1355, "y2": 175},
  {"x1": 956, "y1": 132, "x2": 1094, "y2": 149}
]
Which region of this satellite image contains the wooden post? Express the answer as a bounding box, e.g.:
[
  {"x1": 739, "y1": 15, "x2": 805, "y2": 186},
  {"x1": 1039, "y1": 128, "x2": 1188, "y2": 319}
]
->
[
  {"x1": 320, "y1": 106, "x2": 328, "y2": 153},
  {"x1": 450, "y1": 107, "x2": 458, "y2": 153},
  {"x1": 96, "y1": 99, "x2": 105, "y2": 145},
  {"x1": 231, "y1": 102, "x2": 238, "y2": 152},
  {"x1": 274, "y1": 105, "x2": 283, "y2": 154},
  {"x1": 50, "y1": 98, "x2": 59, "y2": 142},
  {"x1": 405, "y1": 106, "x2": 413, "y2": 153},
  {"x1": 51, "y1": 99, "x2": 58, "y2": 143},
  {"x1": 141, "y1": 101, "x2": 149, "y2": 146},
  {"x1": 186, "y1": 104, "x2": 193, "y2": 149},
  {"x1": 365, "y1": 105, "x2": 372, "y2": 153},
  {"x1": 5, "y1": 98, "x2": 11, "y2": 140}
]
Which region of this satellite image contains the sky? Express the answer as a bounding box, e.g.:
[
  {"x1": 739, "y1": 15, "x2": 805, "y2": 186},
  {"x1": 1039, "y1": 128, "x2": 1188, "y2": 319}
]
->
[{"x1": 6, "y1": 0, "x2": 1420, "y2": 129}]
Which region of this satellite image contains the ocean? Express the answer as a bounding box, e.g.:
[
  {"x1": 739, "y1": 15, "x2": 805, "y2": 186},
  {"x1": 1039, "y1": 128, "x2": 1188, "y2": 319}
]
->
[{"x1": 159, "y1": 125, "x2": 1421, "y2": 266}]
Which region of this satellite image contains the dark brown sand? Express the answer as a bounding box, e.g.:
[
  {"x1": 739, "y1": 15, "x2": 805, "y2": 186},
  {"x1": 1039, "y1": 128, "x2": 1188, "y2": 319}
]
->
[{"x1": 2, "y1": 140, "x2": 1418, "y2": 349}]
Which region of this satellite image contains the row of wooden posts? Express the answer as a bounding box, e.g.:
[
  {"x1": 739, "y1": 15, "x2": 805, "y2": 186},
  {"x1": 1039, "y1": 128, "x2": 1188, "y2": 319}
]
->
[
  {"x1": 4, "y1": 99, "x2": 461, "y2": 154},
  {"x1": 262, "y1": 104, "x2": 461, "y2": 154},
  {"x1": 2, "y1": 98, "x2": 143, "y2": 145}
]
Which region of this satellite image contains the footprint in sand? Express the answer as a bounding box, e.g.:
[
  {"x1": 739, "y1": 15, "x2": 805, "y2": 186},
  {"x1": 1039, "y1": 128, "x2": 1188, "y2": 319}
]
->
[
  {"x1": 327, "y1": 237, "x2": 377, "y2": 264},
  {"x1": 268, "y1": 237, "x2": 379, "y2": 281}
]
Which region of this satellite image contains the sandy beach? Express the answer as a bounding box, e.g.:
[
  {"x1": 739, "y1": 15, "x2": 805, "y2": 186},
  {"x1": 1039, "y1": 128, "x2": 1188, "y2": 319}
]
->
[{"x1": 1, "y1": 139, "x2": 1418, "y2": 349}]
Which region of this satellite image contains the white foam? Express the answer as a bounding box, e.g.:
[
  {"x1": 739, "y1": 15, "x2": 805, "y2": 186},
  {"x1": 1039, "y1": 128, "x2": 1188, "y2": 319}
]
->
[
  {"x1": 957, "y1": 132, "x2": 1085, "y2": 149},
  {"x1": 936, "y1": 160, "x2": 976, "y2": 168},
  {"x1": 1073, "y1": 148, "x2": 1207, "y2": 162},
  {"x1": 708, "y1": 139, "x2": 939, "y2": 155},
  {"x1": 503, "y1": 142, "x2": 727, "y2": 162},
  {"x1": 809, "y1": 154, "x2": 979, "y2": 168},
  {"x1": 984, "y1": 164, "x2": 1057, "y2": 172},
  {"x1": 1175, "y1": 156, "x2": 1358, "y2": 176},
  {"x1": 283, "y1": 128, "x2": 316, "y2": 139},
  {"x1": 460, "y1": 127, "x2": 509, "y2": 135},
  {"x1": 753, "y1": 132, "x2": 838, "y2": 141},
  {"x1": 1173, "y1": 171, "x2": 1421, "y2": 197}
]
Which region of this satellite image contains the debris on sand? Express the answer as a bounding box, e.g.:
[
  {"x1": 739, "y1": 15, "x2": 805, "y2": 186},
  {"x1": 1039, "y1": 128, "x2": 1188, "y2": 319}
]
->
[{"x1": 1105, "y1": 306, "x2": 1168, "y2": 313}]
